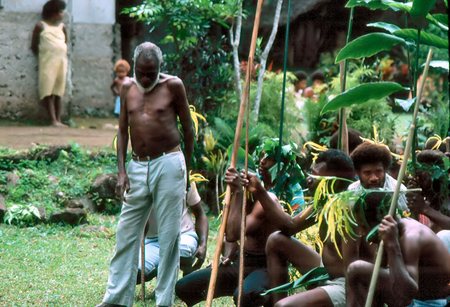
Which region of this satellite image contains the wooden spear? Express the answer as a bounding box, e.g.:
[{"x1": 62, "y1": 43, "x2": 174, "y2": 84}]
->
[
  {"x1": 140, "y1": 236, "x2": 145, "y2": 302},
  {"x1": 364, "y1": 48, "x2": 433, "y2": 307},
  {"x1": 205, "y1": 1, "x2": 264, "y2": 306}
]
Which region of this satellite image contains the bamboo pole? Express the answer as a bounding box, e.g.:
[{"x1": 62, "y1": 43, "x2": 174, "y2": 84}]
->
[
  {"x1": 364, "y1": 48, "x2": 433, "y2": 307},
  {"x1": 237, "y1": 61, "x2": 252, "y2": 306},
  {"x1": 140, "y1": 236, "x2": 145, "y2": 302},
  {"x1": 205, "y1": 1, "x2": 264, "y2": 305}
]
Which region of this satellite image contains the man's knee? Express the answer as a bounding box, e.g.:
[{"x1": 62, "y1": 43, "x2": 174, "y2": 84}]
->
[
  {"x1": 266, "y1": 231, "x2": 288, "y2": 255},
  {"x1": 347, "y1": 260, "x2": 369, "y2": 285}
]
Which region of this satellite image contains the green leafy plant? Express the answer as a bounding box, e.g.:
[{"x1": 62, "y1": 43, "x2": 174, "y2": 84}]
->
[{"x1": 4, "y1": 204, "x2": 41, "y2": 227}]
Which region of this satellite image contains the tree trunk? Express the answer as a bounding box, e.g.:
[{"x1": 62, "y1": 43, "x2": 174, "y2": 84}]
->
[
  {"x1": 253, "y1": 0, "x2": 284, "y2": 122},
  {"x1": 229, "y1": 1, "x2": 243, "y2": 100}
]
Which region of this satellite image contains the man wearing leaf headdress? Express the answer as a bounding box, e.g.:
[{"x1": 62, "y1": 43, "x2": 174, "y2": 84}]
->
[
  {"x1": 245, "y1": 149, "x2": 357, "y2": 307},
  {"x1": 176, "y1": 151, "x2": 284, "y2": 307},
  {"x1": 347, "y1": 192, "x2": 450, "y2": 307}
]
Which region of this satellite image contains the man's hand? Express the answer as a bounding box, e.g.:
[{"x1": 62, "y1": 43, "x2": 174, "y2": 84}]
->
[
  {"x1": 241, "y1": 171, "x2": 263, "y2": 193},
  {"x1": 378, "y1": 215, "x2": 399, "y2": 247},
  {"x1": 191, "y1": 244, "x2": 207, "y2": 271},
  {"x1": 116, "y1": 173, "x2": 130, "y2": 198},
  {"x1": 225, "y1": 167, "x2": 243, "y2": 192},
  {"x1": 406, "y1": 192, "x2": 429, "y2": 215}
]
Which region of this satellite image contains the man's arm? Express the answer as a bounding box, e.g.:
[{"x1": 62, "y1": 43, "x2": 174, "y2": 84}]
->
[
  {"x1": 115, "y1": 81, "x2": 131, "y2": 197},
  {"x1": 246, "y1": 172, "x2": 313, "y2": 236},
  {"x1": 408, "y1": 192, "x2": 450, "y2": 229},
  {"x1": 380, "y1": 216, "x2": 419, "y2": 306},
  {"x1": 171, "y1": 78, "x2": 194, "y2": 180},
  {"x1": 31, "y1": 22, "x2": 43, "y2": 55},
  {"x1": 224, "y1": 168, "x2": 244, "y2": 242},
  {"x1": 190, "y1": 201, "x2": 209, "y2": 270}
]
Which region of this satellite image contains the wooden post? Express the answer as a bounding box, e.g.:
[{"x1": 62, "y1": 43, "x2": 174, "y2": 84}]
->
[
  {"x1": 205, "y1": 1, "x2": 264, "y2": 306},
  {"x1": 364, "y1": 48, "x2": 433, "y2": 307}
]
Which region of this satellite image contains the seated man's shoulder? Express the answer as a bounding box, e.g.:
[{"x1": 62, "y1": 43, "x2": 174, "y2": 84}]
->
[{"x1": 122, "y1": 78, "x2": 135, "y2": 89}]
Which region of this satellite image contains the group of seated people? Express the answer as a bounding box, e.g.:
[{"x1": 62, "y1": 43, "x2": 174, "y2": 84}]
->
[{"x1": 138, "y1": 134, "x2": 450, "y2": 307}]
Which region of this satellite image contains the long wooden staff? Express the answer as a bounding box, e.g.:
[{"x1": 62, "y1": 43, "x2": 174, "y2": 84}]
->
[
  {"x1": 140, "y1": 237, "x2": 145, "y2": 302},
  {"x1": 237, "y1": 64, "x2": 251, "y2": 307},
  {"x1": 364, "y1": 48, "x2": 433, "y2": 307},
  {"x1": 205, "y1": 1, "x2": 264, "y2": 305}
]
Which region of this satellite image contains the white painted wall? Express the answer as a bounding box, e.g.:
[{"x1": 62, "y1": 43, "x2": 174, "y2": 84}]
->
[
  {"x1": 1, "y1": 0, "x2": 47, "y2": 12},
  {"x1": 71, "y1": 0, "x2": 115, "y2": 24},
  {"x1": 1, "y1": 0, "x2": 115, "y2": 24}
]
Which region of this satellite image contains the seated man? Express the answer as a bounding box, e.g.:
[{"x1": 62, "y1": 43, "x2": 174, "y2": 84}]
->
[
  {"x1": 176, "y1": 147, "x2": 290, "y2": 307},
  {"x1": 137, "y1": 182, "x2": 208, "y2": 283},
  {"x1": 349, "y1": 142, "x2": 409, "y2": 212},
  {"x1": 347, "y1": 192, "x2": 450, "y2": 306},
  {"x1": 245, "y1": 149, "x2": 356, "y2": 307},
  {"x1": 406, "y1": 150, "x2": 450, "y2": 252}
]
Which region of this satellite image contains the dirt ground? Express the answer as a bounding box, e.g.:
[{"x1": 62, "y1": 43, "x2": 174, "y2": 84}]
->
[{"x1": 0, "y1": 118, "x2": 119, "y2": 150}]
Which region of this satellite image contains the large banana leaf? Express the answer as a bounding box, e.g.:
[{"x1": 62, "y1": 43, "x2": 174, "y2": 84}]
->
[
  {"x1": 261, "y1": 267, "x2": 330, "y2": 295},
  {"x1": 321, "y1": 82, "x2": 405, "y2": 114},
  {"x1": 346, "y1": 0, "x2": 391, "y2": 10},
  {"x1": 410, "y1": 0, "x2": 437, "y2": 18},
  {"x1": 393, "y1": 29, "x2": 448, "y2": 49},
  {"x1": 335, "y1": 33, "x2": 405, "y2": 63},
  {"x1": 367, "y1": 21, "x2": 401, "y2": 33}
]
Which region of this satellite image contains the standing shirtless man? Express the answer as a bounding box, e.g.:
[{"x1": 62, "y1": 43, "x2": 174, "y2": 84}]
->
[{"x1": 97, "y1": 42, "x2": 193, "y2": 307}]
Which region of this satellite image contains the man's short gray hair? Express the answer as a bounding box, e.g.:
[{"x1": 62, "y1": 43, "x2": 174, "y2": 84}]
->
[{"x1": 133, "y1": 42, "x2": 163, "y2": 65}]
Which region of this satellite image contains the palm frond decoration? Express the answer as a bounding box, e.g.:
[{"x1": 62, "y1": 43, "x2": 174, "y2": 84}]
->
[
  {"x1": 360, "y1": 125, "x2": 403, "y2": 162},
  {"x1": 189, "y1": 105, "x2": 206, "y2": 137},
  {"x1": 261, "y1": 266, "x2": 330, "y2": 295},
  {"x1": 189, "y1": 171, "x2": 208, "y2": 184},
  {"x1": 425, "y1": 134, "x2": 449, "y2": 151},
  {"x1": 310, "y1": 175, "x2": 359, "y2": 258},
  {"x1": 303, "y1": 141, "x2": 328, "y2": 163}
]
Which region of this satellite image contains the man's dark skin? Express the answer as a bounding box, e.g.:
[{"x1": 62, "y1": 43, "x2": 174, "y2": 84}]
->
[
  {"x1": 115, "y1": 49, "x2": 193, "y2": 196},
  {"x1": 243, "y1": 157, "x2": 357, "y2": 306},
  {"x1": 347, "y1": 204, "x2": 450, "y2": 306}
]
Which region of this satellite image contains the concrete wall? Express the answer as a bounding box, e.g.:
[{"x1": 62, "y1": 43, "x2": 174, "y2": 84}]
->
[{"x1": 0, "y1": 1, "x2": 118, "y2": 120}]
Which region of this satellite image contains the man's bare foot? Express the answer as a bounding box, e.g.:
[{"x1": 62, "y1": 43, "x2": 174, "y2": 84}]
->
[{"x1": 52, "y1": 121, "x2": 68, "y2": 128}]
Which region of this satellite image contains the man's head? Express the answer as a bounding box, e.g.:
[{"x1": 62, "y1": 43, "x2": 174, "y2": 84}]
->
[
  {"x1": 311, "y1": 70, "x2": 325, "y2": 87},
  {"x1": 42, "y1": 0, "x2": 66, "y2": 21},
  {"x1": 294, "y1": 71, "x2": 308, "y2": 91},
  {"x1": 307, "y1": 149, "x2": 355, "y2": 193},
  {"x1": 329, "y1": 128, "x2": 363, "y2": 154},
  {"x1": 133, "y1": 42, "x2": 163, "y2": 93},
  {"x1": 415, "y1": 149, "x2": 447, "y2": 193},
  {"x1": 351, "y1": 142, "x2": 392, "y2": 189}
]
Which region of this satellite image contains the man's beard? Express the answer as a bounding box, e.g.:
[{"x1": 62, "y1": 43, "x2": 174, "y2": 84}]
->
[{"x1": 133, "y1": 72, "x2": 160, "y2": 93}]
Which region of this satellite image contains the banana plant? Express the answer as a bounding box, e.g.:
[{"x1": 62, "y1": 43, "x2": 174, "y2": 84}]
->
[{"x1": 323, "y1": 0, "x2": 448, "y2": 116}]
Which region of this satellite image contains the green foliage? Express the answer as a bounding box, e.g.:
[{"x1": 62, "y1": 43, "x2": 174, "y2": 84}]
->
[
  {"x1": 335, "y1": 33, "x2": 406, "y2": 63},
  {"x1": 347, "y1": 100, "x2": 398, "y2": 146},
  {"x1": 0, "y1": 145, "x2": 117, "y2": 217},
  {"x1": 410, "y1": 0, "x2": 436, "y2": 18},
  {"x1": 367, "y1": 21, "x2": 401, "y2": 33},
  {"x1": 303, "y1": 95, "x2": 336, "y2": 144},
  {"x1": 3, "y1": 204, "x2": 41, "y2": 226},
  {"x1": 124, "y1": 0, "x2": 239, "y2": 118},
  {"x1": 262, "y1": 266, "x2": 330, "y2": 295},
  {"x1": 321, "y1": 82, "x2": 405, "y2": 114},
  {"x1": 393, "y1": 28, "x2": 449, "y2": 49}
]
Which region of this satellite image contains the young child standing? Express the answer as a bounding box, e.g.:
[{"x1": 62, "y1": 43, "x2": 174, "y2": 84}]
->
[
  {"x1": 110, "y1": 59, "x2": 130, "y2": 117},
  {"x1": 31, "y1": 0, "x2": 68, "y2": 127}
]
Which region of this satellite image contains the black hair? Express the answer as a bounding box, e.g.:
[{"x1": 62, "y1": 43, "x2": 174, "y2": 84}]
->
[
  {"x1": 351, "y1": 142, "x2": 392, "y2": 171},
  {"x1": 417, "y1": 149, "x2": 445, "y2": 167},
  {"x1": 424, "y1": 138, "x2": 447, "y2": 153},
  {"x1": 316, "y1": 149, "x2": 356, "y2": 193},
  {"x1": 311, "y1": 70, "x2": 325, "y2": 82},
  {"x1": 295, "y1": 71, "x2": 307, "y2": 82},
  {"x1": 42, "y1": 0, "x2": 66, "y2": 20},
  {"x1": 329, "y1": 128, "x2": 364, "y2": 153}
]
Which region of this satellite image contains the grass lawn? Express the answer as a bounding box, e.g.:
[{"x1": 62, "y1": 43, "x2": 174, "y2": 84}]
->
[{"x1": 0, "y1": 214, "x2": 233, "y2": 306}]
